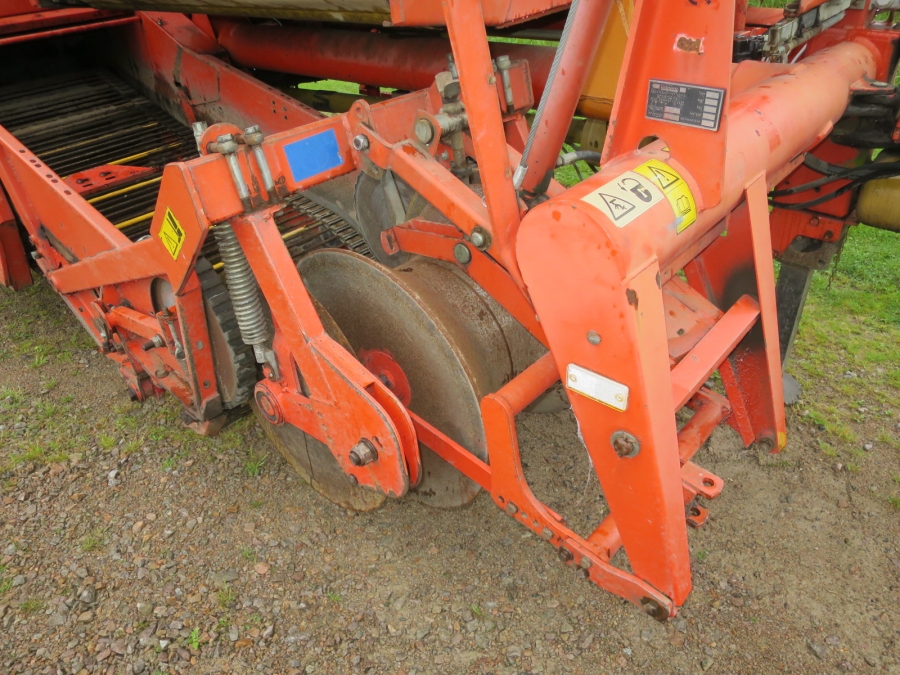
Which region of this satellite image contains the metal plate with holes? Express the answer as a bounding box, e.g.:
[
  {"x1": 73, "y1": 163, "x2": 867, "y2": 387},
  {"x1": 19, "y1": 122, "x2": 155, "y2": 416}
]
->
[{"x1": 565, "y1": 364, "x2": 629, "y2": 411}]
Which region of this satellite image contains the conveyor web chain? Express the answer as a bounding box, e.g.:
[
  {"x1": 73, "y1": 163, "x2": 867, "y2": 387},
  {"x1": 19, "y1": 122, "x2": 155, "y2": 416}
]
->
[{"x1": 0, "y1": 69, "x2": 371, "y2": 269}]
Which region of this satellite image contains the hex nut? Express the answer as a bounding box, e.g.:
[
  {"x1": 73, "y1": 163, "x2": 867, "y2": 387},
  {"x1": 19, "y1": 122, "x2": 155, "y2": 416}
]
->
[
  {"x1": 349, "y1": 439, "x2": 378, "y2": 466},
  {"x1": 352, "y1": 134, "x2": 370, "y2": 152}
]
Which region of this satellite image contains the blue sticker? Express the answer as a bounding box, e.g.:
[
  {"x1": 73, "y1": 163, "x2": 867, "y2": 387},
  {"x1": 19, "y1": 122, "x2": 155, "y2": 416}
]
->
[{"x1": 283, "y1": 128, "x2": 343, "y2": 183}]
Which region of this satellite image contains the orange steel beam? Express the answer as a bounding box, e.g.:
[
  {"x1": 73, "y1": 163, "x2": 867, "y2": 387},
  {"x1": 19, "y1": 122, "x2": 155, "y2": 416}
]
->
[
  {"x1": 444, "y1": 0, "x2": 523, "y2": 285},
  {"x1": 516, "y1": 0, "x2": 614, "y2": 193}
]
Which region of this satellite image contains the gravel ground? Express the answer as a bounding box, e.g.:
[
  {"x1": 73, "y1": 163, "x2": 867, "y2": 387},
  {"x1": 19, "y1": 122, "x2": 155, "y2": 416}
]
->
[{"x1": 1, "y1": 279, "x2": 899, "y2": 675}]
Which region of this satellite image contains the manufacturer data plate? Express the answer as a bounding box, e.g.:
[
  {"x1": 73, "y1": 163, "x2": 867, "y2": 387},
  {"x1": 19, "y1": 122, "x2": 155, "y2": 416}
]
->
[
  {"x1": 565, "y1": 364, "x2": 629, "y2": 411},
  {"x1": 646, "y1": 80, "x2": 725, "y2": 131}
]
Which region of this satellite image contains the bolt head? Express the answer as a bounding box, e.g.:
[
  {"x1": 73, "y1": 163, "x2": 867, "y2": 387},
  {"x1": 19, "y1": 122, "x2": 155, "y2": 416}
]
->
[
  {"x1": 505, "y1": 502, "x2": 518, "y2": 515},
  {"x1": 611, "y1": 431, "x2": 640, "y2": 458},
  {"x1": 470, "y1": 231, "x2": 486, "y2": 248},
  {"x1": 586, "y1": 330, "x2": 601, "y2": 345},
  {"x1": 414, "y1": 118, "x2": 435, "y2": 144},
  {"x1": 352, "y1": 135, "x2": 370, "y2": 152},
  {"x1": 244, "y1": 125, "x2": 260, "y2": 134},
  {"x1": 453, "y1": 243, "x2": 472, "y2": 265},
  {"x1": 216, "y1": 133, "x2": 234, "y2": 143},
  {"x1": 540, "y1": 527, "x2": 553, "y2": 541},
  {"x1": 558, "y1": 547, "x2": 574, "y2": 563},
  {"x1": 348, "y1": 439, "x2": 378, "y2": 466}
]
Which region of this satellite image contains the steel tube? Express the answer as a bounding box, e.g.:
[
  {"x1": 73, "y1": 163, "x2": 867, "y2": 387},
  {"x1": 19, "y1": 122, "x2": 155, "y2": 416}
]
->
[
  {"x1": 515, "y1": 0, "x2": 614, "y2": 193},
  {"x1": 214, "y1": 21, "x2": 555, "y2": 100},
  {"x1": 529, "y1": 40, "x2": 878, "y2": 278}
]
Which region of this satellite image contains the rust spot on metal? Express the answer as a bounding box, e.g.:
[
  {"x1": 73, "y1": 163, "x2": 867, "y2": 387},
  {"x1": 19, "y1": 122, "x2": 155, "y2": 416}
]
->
[
  {"x1": 675, "y1": 36, "x2": 703, "y2": 54},
  {"x1": 626, "y1": 288, "x2": 638, "y2": 308}
]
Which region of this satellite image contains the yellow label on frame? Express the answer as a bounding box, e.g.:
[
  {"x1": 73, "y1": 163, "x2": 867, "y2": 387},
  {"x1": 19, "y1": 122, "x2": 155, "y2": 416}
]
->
[
  {"x1": 633, "y1": 159, "x2": 697, "y2": 233},
  {"x1": 158, "y1": 207, "x2": 185, "y2": 260}
]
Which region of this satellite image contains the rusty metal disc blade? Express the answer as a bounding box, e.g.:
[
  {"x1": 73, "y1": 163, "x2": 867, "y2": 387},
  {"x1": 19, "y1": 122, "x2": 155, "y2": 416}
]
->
[
  {"x1": 252, "y1": 295, "x2": 387, "y2": 512},
  {"x1": 299, "y1": 250, "x2": 496, "y2": 508},
  {"x1": 254, "y1": 401, "x2": 387, "y2": 512}
]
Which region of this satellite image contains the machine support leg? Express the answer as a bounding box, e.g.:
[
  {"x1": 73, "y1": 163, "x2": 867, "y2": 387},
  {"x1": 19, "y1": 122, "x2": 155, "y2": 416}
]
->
[
  {"x1": 0, "y1": 190, "x2": 31, "y2": 290},
  {"x1": 774, "y1": 260, "x2": 815, "y2": 404},
  {"x1": 775, "y1": 261, "x2": 815, "y2": 365}
]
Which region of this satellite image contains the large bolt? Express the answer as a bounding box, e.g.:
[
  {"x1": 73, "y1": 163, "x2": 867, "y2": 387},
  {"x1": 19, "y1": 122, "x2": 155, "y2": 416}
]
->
[
  {"x1": 453, "y1": 243, "x2": 472, "y2": 265},
  {"x1": 349, "y1": 439, "x2": 378, "y2": 466},
  {"x1": 469, "y1": 227, "x2": 491, "y2": 250},
  {"x1": 611, "y1": 431, "x2": 640, "y2": 458},
  {"x1": 414, "y1": 118, "x2": 435, "y2": 145},
  {"x1": 352, "y1": 135, "x2": 370, "y2": 152}
]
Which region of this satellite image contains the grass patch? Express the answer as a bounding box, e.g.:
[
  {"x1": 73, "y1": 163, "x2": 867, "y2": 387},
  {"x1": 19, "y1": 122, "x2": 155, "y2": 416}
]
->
[
  {"x1": 81, "y1": 531, "x2": 105, "y2": 553},
  {"x1": 20, "y1": 598, "x2": 44, "y2": 614},
  {"x1": 217, "y1": 585, "x2": 235, "y2": 609},
  {"x1": 188, "y1": 627, "x2": 201, "y2": 650},
  {"x1": 244, "y1": 453, "x2": 267, "y2": 478}
]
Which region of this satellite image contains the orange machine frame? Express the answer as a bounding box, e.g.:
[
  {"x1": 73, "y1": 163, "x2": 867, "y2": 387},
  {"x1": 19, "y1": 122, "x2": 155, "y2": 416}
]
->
[{"x1": 0, "y1": 0, "x2": 896, "y2": 618}]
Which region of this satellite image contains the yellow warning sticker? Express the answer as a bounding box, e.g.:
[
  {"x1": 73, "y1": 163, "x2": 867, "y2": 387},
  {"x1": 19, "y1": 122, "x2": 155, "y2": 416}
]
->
[
  {"x1": 633, "y1": 159, "x2": 697, "y2": 233},
  {"x1": 158, "y1": 208, "x2": 185, "y2": 260}
]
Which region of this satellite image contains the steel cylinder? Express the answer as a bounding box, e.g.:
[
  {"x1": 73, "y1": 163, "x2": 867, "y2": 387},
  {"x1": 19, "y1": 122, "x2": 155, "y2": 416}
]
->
[
  {"x1": 523, "y1": 40, "x2": 878, "y2": 275},
  {"x1": 857, "y1": 176, "x2": 900, "y2": 232},
  {"x1": 214, "y1": 21, "x2": 555, "y2": 101}
]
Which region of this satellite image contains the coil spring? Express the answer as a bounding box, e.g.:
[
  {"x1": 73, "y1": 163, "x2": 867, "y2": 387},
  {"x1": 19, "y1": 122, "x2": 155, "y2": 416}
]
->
[{"x1": 214, "y1": 221, "x2": 270, "y2": 347}]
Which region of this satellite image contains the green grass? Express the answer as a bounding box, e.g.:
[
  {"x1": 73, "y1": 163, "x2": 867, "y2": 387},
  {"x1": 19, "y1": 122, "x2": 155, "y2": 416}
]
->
[
  {"x1": 326, "y1": 591, "x2": 341, "y2": 603},
  {"x1": 81, "y1": 531, "x2": 105, "y2": 553},
  {"x1": 244, "y1": 453, "x2": 267, "y2": 478},
  {"x1": 188, "y1": 627, "x2": 201, "y2": 650},
  {"x1": 788, "y1": 224, "x2": 900, "y2": 462},
  {"x1": 20, "y1": 598, "x2": 44, "y2": 614},
  {"x1": 217, "y1": 585, "x2": 235, "y2": 609}
]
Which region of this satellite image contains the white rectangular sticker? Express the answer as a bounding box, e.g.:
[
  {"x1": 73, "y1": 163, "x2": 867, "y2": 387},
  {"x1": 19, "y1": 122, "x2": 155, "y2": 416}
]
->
[
  {"x1": 565, "y1": 364, "x2": 629, "y2": 411},
  {"x1": 581, "y1": 171, "x2": 665, "y2": 227}
]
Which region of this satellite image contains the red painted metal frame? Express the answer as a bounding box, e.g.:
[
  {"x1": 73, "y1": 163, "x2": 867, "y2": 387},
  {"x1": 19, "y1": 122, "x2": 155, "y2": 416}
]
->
[
  {"x1": 0, "y1": 9, "x2": 139, "y2": 47},
  {"x1": 230, "y1": 210, "x2": 418, "y2": 495},
  {"x1": 0, "y1": 190, "x2": 31, "y2": 290}
]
